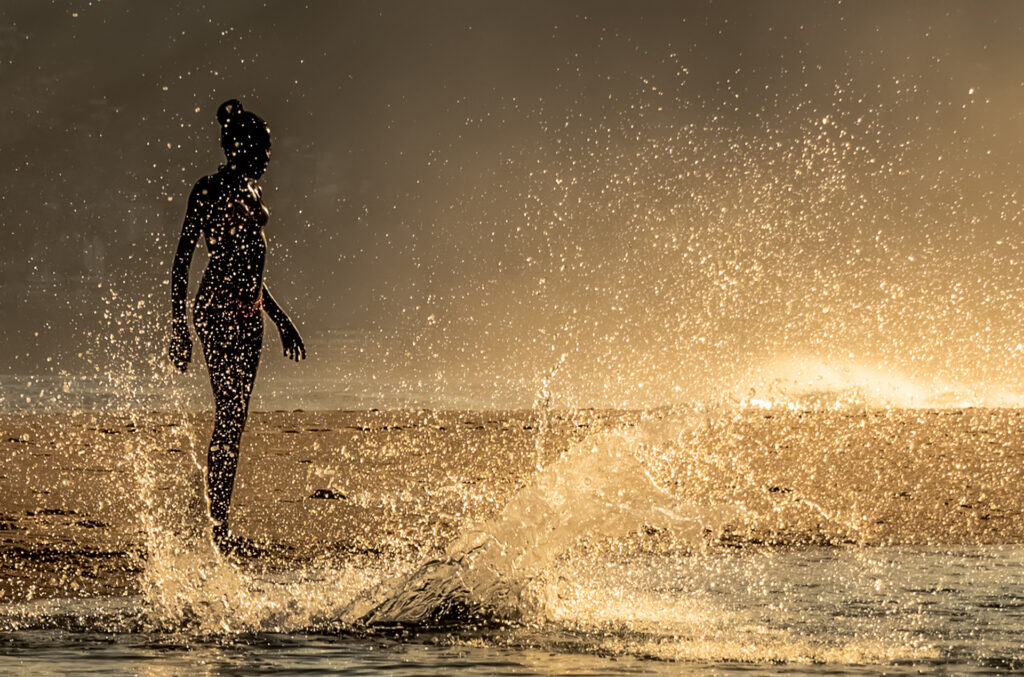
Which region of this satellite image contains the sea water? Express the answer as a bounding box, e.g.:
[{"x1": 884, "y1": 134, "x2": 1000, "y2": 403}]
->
[
  {"x1": 2, "y1": 419, "x2": 1023, "y2": 674},
  {"x1": 2, "y1": 546, "x2": 1023, "y2": 674}
]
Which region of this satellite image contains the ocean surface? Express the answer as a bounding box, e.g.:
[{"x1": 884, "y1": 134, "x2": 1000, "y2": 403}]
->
[
  {"x1": 2, "y1": 546, "x2": 1024, "y2": 674},
  {"x1": 2, "y1": 405, "x2": 1024, "y2": 675}
]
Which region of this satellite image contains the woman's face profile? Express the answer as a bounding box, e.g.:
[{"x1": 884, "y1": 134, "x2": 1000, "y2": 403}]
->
[{"x1": 251, "y1": 148, "x2": 270, "y2": 178}]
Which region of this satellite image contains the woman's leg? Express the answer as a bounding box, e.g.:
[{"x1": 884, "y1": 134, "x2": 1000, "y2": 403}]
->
[{"x1": 199, "y1": 314, "x2": 262, "y2": 540}]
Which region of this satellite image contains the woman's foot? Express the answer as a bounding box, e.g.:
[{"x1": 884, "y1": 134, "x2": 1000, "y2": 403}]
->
[{"x1": 212, "y1": 522, "x2": 268, "y2": 558}]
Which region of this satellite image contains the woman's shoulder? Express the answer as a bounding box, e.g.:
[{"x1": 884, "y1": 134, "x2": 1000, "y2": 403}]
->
[
  {"x1": 189, "y1": 172, "x2": 241, "y2": 211},
  {"x1": 191, "y1": 172, "x2": 227, "y2": 198},
  {"x1": 186, "y1": 174, "x2": 213, "y2": 204}
]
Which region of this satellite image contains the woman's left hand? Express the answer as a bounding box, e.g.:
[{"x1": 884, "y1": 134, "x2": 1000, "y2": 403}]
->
[{"x1": 277, "y1": 318, "x2": 306, "y2": 361}]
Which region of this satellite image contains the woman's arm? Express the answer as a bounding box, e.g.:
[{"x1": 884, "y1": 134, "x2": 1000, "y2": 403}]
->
[
  {"x1": 262, "y1": 283, "x2": 306, "y2": 361},
  {"x1": 169, "y1": 181, "x2": 205, "y2": 371}
]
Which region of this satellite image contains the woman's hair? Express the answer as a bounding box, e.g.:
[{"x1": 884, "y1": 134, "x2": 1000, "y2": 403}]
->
[{"x1": 216, "y1": 99, "x2": 270, "y2": 159}]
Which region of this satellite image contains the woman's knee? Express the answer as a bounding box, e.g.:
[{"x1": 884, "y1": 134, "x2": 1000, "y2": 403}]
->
[
  {"x1": 213, "y1": 410, "x2": 244, "y2": 437},
  {"x1": 208, "y1": 440, "x2": 238, "y2": 462}
]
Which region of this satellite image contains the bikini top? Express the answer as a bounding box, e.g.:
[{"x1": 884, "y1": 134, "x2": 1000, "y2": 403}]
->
[
  {"x1": 196, "y1": 173, "x2": 268, "y2": 309},
  {"x1": 203, "y1": 175, "x2": 268, "y2": 257}
]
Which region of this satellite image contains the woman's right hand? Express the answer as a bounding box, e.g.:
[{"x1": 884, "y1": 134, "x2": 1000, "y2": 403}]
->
[{"x1": 169, "y1": 323, "x2": 192, "y2": 372}]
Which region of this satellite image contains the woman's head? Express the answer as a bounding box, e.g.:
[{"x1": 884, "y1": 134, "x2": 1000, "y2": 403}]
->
[{"x1": 217, "y1": 99, "x2": 271, "y2": 178}]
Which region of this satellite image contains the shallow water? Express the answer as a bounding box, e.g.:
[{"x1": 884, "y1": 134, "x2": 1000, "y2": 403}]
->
[
  {"x1": 0, "y1": 632, "x2": 672, "y2": 676},
  {"x1": 2, "y1": 546, "x2": 1024, "y2": 674},
  {"x1": 3, "y1": 411, "x2": 1024, "y2": 673}
]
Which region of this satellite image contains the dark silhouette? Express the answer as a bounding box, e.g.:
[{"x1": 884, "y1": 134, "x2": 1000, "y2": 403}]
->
[{"x1": 170, "y1": 99, "x2": 305, "y2": 556}]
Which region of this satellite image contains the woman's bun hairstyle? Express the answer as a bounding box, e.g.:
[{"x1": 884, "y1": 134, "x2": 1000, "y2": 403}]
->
[
  {"x1": 216, "y1": 99, "x2": 270, "y2": 159},
  {"x1": 217, "y1": 99, "x2": 243, "y2": 127}
]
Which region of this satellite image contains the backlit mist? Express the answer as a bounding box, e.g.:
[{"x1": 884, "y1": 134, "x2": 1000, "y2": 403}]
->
[{"x1": 3, "y1": 1, "x2": 1024, "y2": 409}]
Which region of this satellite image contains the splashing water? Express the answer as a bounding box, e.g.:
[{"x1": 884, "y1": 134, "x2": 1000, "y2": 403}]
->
[
  {"x1": 128, "y1": 417, "x2": 391, "y2": 635},
  {"x1": 352, "y1": 421, "x2": 729, "y2": 626},
  {"x1": 124, "y1": 419, "x2": 723, "y2": 634}
]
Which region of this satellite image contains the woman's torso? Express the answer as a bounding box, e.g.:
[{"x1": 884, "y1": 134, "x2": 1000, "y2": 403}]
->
[{"x1": 194, "y1": 170, "x2": 268, "y2": 314}]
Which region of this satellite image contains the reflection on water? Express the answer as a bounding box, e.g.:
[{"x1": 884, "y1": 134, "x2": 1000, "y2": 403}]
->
[
  {"x1": 2, "y1": 547, "x2": 1024, "y2": 674},
  {"x1": 0, "y1": 633, "x2": 670, "y2": 677}
]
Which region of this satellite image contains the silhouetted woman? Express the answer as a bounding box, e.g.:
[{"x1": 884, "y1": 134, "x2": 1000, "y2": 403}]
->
[{"x1": 170, "y1": 99, "x2": 305, "y2": 555}]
